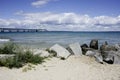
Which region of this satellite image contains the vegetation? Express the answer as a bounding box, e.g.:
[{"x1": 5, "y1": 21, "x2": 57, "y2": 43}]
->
[
  {"x1": 0, "y1": 42, "x2": 45, "y2": 68},
  {"x1": 46, "y1": 48, "x2": 57, "y2": 57},
  {"x1": 0, "y1": 43, "x2": 18, "y2": 54}
]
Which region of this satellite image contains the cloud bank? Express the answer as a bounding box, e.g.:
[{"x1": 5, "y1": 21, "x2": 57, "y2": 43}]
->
[{"x1": 0, "y1": 12, "x2": 120, "y2": 31}]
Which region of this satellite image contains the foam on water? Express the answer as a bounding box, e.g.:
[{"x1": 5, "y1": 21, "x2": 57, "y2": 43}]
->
[{"x1": 0, "y1": 39, "x2": 10, "y2": 42}]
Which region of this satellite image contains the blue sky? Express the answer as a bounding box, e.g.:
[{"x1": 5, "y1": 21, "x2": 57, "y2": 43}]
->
[{"x1": 0, "y1": 0, "x2": 120, "y2": 31}]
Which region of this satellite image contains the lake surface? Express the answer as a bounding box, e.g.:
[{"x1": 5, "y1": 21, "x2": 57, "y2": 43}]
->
[{"x1": 0, "y1": 31, "x2": 120, "y2": 49}]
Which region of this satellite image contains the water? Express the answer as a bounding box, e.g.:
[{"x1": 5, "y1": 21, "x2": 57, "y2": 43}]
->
[{"x1": 0, "y1": 31, "x2": 120, "y2": 49}]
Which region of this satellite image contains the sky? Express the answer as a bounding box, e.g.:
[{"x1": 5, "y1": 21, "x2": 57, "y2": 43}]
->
[{"x1": 0, "y1": 0, "x2": 120, "y2": 31}]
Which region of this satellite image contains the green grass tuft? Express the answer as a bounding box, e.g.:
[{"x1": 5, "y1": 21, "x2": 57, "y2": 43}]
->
[{"x1": 0, "y1": 43, "x2": 46, "y2": 68}]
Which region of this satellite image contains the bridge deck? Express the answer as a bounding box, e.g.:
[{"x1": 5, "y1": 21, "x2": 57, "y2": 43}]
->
[{"x1": 0, "y1": 28, "x2": 47, "y2": 32}]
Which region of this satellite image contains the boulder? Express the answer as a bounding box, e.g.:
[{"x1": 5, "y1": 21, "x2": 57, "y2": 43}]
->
[
  {"x1": 114, "y1": 54, "x2": 120, "y2": 64},
  {"x1": 114, "y1": 44, "x2": 120, "y2": 51},
  {"x1": 50, "y1": 44, "x2": 71, "y2": 58},
  {"x1": 94, "y1": 51, "x2": 103, "y2": 63},
  {"x1": 100, "y1": 45, "x2": 117, "y2": 52},
  {"x1": 66, "y1": 47, "x2": 74, "y2": 55},
  {"x1": 33, "y1": 50, "x2": 42, "y2": 55},
  {"x1": 100, "y1": 41, "x2": 108, "y2": 51},
  {"x1": 85, "y1": 50, "x2": 96, "y2": 56},
  {"x1": 33, "y1": 50, "x2": 50, "y2": 57},
  {"x1": 81, "y1": 44, "x2": 89, "y2": 55},
  {"x1": 102, "y1": 51, "x2": 115, "y2": 64},
  {"x1": 68, "y1": 43, "x2": 82, "y2": 55},
  {"x1": 115, "y1": 50, "x2": 120, "y2": 56},
  {"x1": 90, "y1": 39, "x2": 98, "y2": 49},
  {"x1": 86, "y1": 50, "x2": 103, "y2": 63},
  {"x1": 100, "y1": 41, "x2": 118, "y2": 53},
  {"x1": 100, "y1": 44, "x2": 106, "y2": 53},
  {"x1": 40, "y1": 51, "x2": 50, "y2": 57},
  {"x1": 104, "y1": 41, "x2": 108, "y2": 45}
]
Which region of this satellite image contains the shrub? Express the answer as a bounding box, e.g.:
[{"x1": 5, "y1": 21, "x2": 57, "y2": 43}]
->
[
  {"x1": 0, "y1": 43, "x2": 45, "y2": 68},
  {"x1": 17, "y1": 50, "x2": 45, "y2": 65},
  {"x1": 0, "y1": 42, "x2": 18, "y2": 54}
]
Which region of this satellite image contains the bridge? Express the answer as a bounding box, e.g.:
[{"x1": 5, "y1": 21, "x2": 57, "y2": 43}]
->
[{"x1": 0, "y1": 28, "x2": 47, "y2": 32}]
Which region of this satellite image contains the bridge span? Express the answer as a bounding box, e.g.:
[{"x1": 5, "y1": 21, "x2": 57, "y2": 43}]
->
[{"x1": 0, "y1": 28, "x2": 47, "y2": 32}]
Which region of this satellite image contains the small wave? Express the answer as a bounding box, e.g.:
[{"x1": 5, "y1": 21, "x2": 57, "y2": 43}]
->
[{"x1": 0, "y1": 39, "x2": 10, "y2": 42}]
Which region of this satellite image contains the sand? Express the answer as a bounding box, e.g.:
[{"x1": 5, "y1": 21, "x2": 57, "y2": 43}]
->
[{"x1": 0, "y1": 55, "x2": 120, "y2": 80}]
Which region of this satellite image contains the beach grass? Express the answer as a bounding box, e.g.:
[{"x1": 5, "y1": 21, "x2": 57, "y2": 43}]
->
[{"x1": 0, "y1": 42, "x2": 45, "y2": 68}]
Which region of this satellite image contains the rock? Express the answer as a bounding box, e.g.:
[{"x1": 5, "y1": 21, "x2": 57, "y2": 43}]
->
[
  {"x1": 94, "y1": 51, "x2": 103, "y2": 63},
  {"x1": 81, "y1": 44, "x2": 89, "y2": 55},
  {"x1": 114, "y1": 44, "x2": 120, "y2": 51},
  {"x1": 102, "y1": 51, "x2": 120, "y2": 64},
  {"x1": 68, "y1": 43, "x2": 82, "y2": 55},
  {"x1": 86, "y1": 50, "x2": 96, "y2": 56},
  {"x1": 100, "y1": 41, "x2": 118, "y2": 53},
  {"x1": 86, "y1": 50, "x2": 103, "y2": 63},
  {"x1": 100, "y1": 41, "x2": 108, "y2": 51},
  {"x1": 114, "y1": 54, "x2": 120, "y2": 64},
  {"x1": 102, "y1": 51, "x2": 115, "y2": 64},
  {"x1": 40, "y1": 51, "x2": 50, "y2": 57},
  {"x1": 90, "y1": 39, "x2": 98, "y2": 49},
  {"x1": 50, "y1": 44, "x2": 71, "y2": 59},
  {"x1": 100, "y1": 44, "x2": 106, "y2": 53},
  {"x1": 100, "y1": 45, "x2": 117, "y2": 52},
  {"x1": 33, "y1": 50, "x2": 50, "y2": 57},
  {"x1": 115, "y1": 50, "x2": 120, "y2": 56},
  {"x1": 66, "y1": 47, "x2": 74, "y2": 55},
  {"x1": 104, "y1": 41, "x2": 108, "y2": 45},
  {"x1": 33, "y1": 50, "x2": 42, "y2": 55}
]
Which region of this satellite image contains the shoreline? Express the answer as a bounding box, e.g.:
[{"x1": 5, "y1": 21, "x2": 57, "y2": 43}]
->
[{"x1": 0, "y1": 39, "x2": 120, "y2": 80}]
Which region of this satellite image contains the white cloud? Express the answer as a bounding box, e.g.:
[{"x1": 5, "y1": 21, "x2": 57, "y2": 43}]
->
[
  {"x1": 0, "y1": 12, "x2": 120, "y2": 31},
  {"x1": 31, "y1": 0, "x2": 57, "y2": 7},
  {"x1": 15, "y1": 10, "x2": 24, "y2": 15}
]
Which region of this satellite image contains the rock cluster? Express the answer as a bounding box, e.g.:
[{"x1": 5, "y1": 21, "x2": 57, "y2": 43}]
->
[
  {"x1": 2, "y1": 39, "x2": 119, "y2": 65},
  {"x1": 35, "y1": 39, "x2": 120, "y2": 64}
]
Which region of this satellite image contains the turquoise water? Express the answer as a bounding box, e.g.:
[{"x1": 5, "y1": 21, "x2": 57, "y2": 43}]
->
[{"x1": 0, "y1": 31, "x2": 120, "y2": 49}]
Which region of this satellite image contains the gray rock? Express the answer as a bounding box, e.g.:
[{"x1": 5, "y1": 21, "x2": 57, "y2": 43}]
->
[
  {"x1": 115, "y1": 50, "x2": 120, "y2": 56},
  {"x1": 114, "y1": 44, "x2": 120, "y2": 51},
  {"x1": 66, "y1": 47, "x2": 74, "y2": 55},
  {"x1": 68, "y1": 43, "x2": 82, "y2": 55},
  {"x1": 102, "y1": 51, "x2": 115, "y2": 64},
  {"x1": 81, "y1": 44, "x2": 89, "y2": 55},
  {"x1": 40, "y1": 51, "x2": 50, "y2": 57},
  {"x1": 50, "y1": 44, "x2": 71, "y2": 58},
  {"x1": 100, "y1": 41, "x2": 108, "y2": 52},
  {"x1": 94, "y1": 52, "x2": 103, "y2": 63},
  {"x1": 86, "y1": 50, "x2": 96, "y2": 56},
  {"x1": 100, "y1": 45, "x2": 117, "y2": 53},
  {"x1": 114, "y1": 54, "x2": 120, "y2": 64},
  {"x1": 90, "y1": 39, "x2": 98, "y2": 49},
  {"x1": 33, "y1": 50, "x2": 50, "y2": 57},
  {"x1": 33, "y1": 50, "x2": 42, "y2": 55},
  {"x1": 86, "y1": 50, "x2": 103, "y2": 63},
  {"x1": 104, "y1": 41, "x2": 108, "y2": 45}
]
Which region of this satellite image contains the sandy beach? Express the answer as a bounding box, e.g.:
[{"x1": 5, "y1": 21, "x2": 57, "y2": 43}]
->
[{"x1": 0, "y1": 55, "x2": 120, "y2": 80}]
